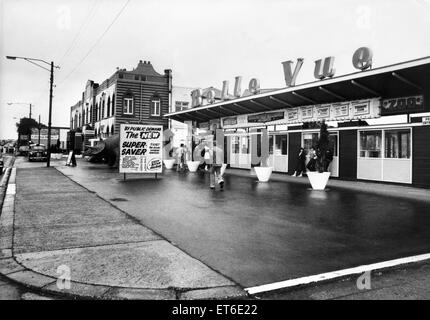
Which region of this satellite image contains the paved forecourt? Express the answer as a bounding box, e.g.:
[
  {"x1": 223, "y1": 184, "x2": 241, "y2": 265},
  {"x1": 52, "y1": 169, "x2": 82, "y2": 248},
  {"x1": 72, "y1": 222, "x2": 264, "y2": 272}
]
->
[{"x1": 57, "y1": 159, "x2": 430, "y2": 291}]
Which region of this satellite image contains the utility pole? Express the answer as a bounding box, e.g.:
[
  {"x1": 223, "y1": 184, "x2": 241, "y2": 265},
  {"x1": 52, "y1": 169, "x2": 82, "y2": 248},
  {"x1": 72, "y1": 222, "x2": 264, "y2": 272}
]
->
[
  {"x1": 38, "y1": 115, "x2": 41, "y2": 145},
  {"x1": 47, "y1": 61, "x2": 54, "y2": 167},
  {"x1": 5, "y1": 55, "x2": 59, "y2": 168}
]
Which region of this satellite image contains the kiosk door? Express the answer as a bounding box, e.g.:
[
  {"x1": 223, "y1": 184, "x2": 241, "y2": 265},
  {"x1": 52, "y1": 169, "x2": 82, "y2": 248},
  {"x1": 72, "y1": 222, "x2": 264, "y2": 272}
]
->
[
  {"x1": 328, "y1": 132, "x2": 339, "y2": 177},
  {"x1": 230, "y1": 136, "x2": 240, "y2": 168},
  {"x1": 238, "y1": 135, "x2": 251, "y2": 169},
  {"x1": 273, "y1": 134, "x2": 288, "y2": 172}
]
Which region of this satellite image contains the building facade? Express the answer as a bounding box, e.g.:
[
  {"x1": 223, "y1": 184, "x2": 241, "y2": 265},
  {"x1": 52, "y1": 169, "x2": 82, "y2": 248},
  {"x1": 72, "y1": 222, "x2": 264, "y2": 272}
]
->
[{"x1": 69, "y1": 60, "x2": 172, "y2": 152}]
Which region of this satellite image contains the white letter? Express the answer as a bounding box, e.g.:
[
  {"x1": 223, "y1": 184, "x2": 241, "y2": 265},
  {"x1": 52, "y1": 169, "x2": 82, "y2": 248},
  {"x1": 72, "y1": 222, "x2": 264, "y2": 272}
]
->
[
  {"x1": 282, "y1": 58, "x2": 304, "y2": 86},
  {"x1": 356, "y1": 270, "x2": 371, "y2": 290}
]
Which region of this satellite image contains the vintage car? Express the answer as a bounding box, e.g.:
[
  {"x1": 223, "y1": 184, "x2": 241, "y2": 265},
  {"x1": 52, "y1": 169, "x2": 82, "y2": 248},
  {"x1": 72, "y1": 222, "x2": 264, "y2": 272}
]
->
[{"x1": 28, "y1": 144, "x2": 48, "y2": 162}]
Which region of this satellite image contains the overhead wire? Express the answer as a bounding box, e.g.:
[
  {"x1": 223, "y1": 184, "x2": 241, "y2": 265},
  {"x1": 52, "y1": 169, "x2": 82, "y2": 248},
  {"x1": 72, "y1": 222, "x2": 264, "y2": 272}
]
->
[{"x1": 56, "y1": 0, "x2": 131, "y2": 88}]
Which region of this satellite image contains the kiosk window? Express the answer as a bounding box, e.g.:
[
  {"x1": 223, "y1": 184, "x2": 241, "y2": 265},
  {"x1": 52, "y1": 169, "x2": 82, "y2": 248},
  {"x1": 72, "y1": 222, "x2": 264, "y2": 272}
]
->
[
  {"x1": 275, "y1": 135, "x2": 288, "y2": 155},
  {"x1": 232, "y1": 137, "x2": 239, "y2": 154},
  {"x1": 269, "y1": 136, "x2": 274, "y2": 155},
  {"x1": 360, "y1": 131, "x2": 382, "y2": 158},
  {"x1": 303, "y1": 133, "x2": 319, "y2": 153},
  {"x1": 385, "y1": 129, "x2": 411, "y2": 159}
]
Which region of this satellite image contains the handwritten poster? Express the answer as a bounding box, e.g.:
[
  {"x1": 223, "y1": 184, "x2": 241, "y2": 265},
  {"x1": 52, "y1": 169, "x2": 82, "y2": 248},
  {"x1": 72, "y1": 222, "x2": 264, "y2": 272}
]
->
[{"x1": 119, "y1": 124, "x2": 163, "y2": 173}]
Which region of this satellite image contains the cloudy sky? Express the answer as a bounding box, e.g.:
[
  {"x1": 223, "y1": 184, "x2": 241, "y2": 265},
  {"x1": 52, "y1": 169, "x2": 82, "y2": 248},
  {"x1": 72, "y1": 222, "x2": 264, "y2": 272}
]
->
[{"x1": 1, "y1": 0, "x2": 429, "y2": 139}]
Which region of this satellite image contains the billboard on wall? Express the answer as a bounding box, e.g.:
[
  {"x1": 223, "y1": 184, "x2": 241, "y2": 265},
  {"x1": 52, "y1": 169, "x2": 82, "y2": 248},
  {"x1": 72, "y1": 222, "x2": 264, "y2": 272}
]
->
[
  {"x1": 221, "y1": 98, "x2": 381, "y2": 128},
  {"x1": 119, "y1": 124, "x2": 163, "y2": 174}
]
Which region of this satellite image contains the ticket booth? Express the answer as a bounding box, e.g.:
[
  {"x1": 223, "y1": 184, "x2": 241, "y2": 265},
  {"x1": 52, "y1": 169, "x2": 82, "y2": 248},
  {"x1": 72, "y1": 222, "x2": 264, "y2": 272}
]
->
[
  {"x1": 268, "y1": 134, "x2": 288, "y2": 172},
  {"x1": 230, "y1": 134, "x2": 251, "y2": 169}
]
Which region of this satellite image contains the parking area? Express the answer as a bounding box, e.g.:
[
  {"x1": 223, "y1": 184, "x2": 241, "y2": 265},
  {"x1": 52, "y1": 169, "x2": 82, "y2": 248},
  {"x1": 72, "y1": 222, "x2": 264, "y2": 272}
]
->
[{"x1": 53, "y1": 159, "x2": 430, "y2": 289}]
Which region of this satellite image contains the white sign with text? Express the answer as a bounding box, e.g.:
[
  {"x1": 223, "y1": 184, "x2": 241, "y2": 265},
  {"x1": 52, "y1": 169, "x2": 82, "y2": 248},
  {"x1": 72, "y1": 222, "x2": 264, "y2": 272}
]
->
[{"x1": 119, "y1": 124, "x2": 163, "y2": 173}]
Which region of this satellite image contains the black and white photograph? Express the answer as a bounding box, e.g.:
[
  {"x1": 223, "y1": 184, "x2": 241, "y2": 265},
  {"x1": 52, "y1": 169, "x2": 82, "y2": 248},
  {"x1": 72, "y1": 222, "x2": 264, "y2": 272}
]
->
[{"x1": 1, "y1": 0, "x2": 430, "y2": 308}]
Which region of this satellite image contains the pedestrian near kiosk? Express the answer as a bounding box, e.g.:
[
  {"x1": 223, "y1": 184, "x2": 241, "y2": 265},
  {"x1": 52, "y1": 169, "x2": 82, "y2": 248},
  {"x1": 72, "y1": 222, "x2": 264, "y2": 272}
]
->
[
  {"x1": 292, "y1": 147, "x2": 306, "y2": 177},
  {"x1": 209, "y1": 141, "x2": 224, "y2": 190},
  {"x1": 176, "y1": 144, "x2": 185, "y2": 172},
  {"x1": 306, "y1": 146, "x2": 317, "y2": 172}
]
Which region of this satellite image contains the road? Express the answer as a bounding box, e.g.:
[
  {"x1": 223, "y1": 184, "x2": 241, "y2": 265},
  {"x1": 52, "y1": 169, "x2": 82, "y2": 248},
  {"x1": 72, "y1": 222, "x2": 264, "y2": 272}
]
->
[{"x1": 54, "y1": 159, "x2": 430, "y2": 289}]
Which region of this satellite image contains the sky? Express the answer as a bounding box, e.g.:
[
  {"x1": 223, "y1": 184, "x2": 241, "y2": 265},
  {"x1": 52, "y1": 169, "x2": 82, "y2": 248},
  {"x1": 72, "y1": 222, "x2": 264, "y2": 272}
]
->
[{"x1": 1, "y1": 0, "x2": 430, "y2": 139}]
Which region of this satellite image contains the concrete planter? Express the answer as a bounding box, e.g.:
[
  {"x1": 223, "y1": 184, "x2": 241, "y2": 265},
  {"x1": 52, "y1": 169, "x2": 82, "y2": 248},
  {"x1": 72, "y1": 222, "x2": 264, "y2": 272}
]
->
[
  {"x1": 187, "y1": 160, "x2": 201, "y2": 172},
  {"x1": 163, "y1": 159, "x2": 176, "y2": 169},
  {"x1": 254, "y1": 166, "x2": 273, "y2": 182},
  {"x1": 307, "y1": 171, "x2": 331, "y2": 190}
]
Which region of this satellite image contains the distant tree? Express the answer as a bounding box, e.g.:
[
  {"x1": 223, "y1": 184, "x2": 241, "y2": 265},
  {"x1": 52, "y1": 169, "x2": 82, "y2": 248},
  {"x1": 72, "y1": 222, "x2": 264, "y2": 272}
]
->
[{"x1": 16, "y1": 117, "x2": 47, "y2": 145}]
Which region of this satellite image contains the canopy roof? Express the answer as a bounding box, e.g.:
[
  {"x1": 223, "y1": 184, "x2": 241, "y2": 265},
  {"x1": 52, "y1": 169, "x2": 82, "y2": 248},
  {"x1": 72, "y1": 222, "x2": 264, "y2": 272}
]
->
[{"x1": 165, "y1": 56, "x2": 430, "y2": 123}]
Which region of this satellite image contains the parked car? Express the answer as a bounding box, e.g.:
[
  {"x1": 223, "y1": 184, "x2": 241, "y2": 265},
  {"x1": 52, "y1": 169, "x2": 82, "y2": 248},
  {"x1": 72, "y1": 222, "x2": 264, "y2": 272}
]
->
[
  {"x1": 28, "y1": 144, "x2": 48, "y2": 162},
  {"x1": 0, "y1": 157, "x2": 4, "y2": 175}
]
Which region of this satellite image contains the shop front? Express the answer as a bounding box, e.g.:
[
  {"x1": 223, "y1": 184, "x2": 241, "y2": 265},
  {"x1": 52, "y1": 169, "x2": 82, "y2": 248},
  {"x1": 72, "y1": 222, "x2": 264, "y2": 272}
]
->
[{"x1": 166, "y1": 54, "x2": 430, "y2": 187}]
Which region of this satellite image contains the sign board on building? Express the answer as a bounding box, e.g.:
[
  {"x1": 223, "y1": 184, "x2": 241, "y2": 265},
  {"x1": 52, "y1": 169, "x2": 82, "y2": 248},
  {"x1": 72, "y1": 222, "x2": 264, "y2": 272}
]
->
[
  {"x1": 381, "y1": 95, "x2": 424, "y2": 115},
  {"x1": 223, "y1": 117, "x2": 237, "y2": 126},
  {"x1": 248, "y1": 111, "x2": 284, "y2": 123},
  {"x1": 423, "y1": 116, "x2": 430, "y2": 125},
  {"x1": 119, "y1": 124, "x2": 163, "y2": 174},
  {"x1": 221, "y1": 98, "x2": 380, "y2": 127},
  {"x1": 84, "y1": 130, "x2": 95, "y2": 135}
]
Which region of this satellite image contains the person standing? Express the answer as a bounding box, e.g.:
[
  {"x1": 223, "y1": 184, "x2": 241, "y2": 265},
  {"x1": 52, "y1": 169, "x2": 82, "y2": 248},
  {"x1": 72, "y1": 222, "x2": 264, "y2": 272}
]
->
[
  {"x1": 176, "y1": 144, "x2": 185, "y2": 172},
  {"x1": 292, "y1": 147, "x2": 306, "y2": 177},
  {"x1": 306, "y1": 146, "x2": 317, "y2": 172},
  {"x1": 209, "y1": 141, "x2": 224, "y2": 190}
]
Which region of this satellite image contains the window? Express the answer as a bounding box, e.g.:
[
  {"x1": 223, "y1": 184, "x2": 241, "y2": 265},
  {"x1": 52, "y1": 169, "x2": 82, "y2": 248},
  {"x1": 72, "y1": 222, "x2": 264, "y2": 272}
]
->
[
  {"x1": 232, "y1": 136, "x2": 239, "y2": 154},
  {"x1": 360, "y1": 130, "x2": 382, "y2": 158},
  {"x1": 123, "y1": 93, "x2": 134, "y2": 115},
  {"x1": 269, "y1": 135, "x2": 274, "y2": 155},
  {"x1": 111, "y1": 94, "x2": 115, "y2": 116},
  {"x1": 385, "y1": 129, "x2": 411, "y2": 159},
  {"x1": 275, "y1": 135, "x2": 288, "y2": 155},
  {"x1": 175, "y1": 101, "x2": 189, "y2": 111},
  {"x1": 241, "y1": 136, "x2": 249, "y2": 154},
  {"x1": 107, "y1": 96, "x2": 111, "y2": 118},
  {"x1": 302, "y1": 133, "x2": 319, "y2": 153},
  {"x1": 151, "y1": 97, "x2": 161, "y2": 116}
]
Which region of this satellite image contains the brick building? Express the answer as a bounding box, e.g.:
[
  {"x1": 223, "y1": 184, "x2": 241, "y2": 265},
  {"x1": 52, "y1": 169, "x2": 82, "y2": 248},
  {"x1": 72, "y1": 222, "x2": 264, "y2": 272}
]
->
[{"x1": 69, "y1": 60, "x2": 172, "y2": 152}]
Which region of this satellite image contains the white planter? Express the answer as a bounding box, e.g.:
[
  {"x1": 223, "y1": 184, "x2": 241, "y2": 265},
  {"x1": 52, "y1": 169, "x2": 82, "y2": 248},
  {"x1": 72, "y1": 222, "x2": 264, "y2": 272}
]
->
[
  {"x1": 187, "y1": 160, "x2": 201, "y2": 172},
  {"x1": 163, "y1": 159, "x2": 176, "y2": 169},
  {"x1": 254, "y1": 166, "x2": 273, "y2": 182},
  {"x1": 307, "y1": 171, "x2": 331, "y2": 190}
]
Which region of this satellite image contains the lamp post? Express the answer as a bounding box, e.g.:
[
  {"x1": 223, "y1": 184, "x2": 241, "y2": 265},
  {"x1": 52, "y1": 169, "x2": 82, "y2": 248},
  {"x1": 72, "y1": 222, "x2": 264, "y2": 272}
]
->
[{"x1": 6, "y1": 56, "x2": 59, "y2": 167}]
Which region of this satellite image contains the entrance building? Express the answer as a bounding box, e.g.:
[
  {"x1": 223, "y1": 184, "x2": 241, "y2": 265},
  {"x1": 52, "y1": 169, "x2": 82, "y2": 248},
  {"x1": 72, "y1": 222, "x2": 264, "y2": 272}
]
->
[{"x1": 166, "y1": 56, "x2": 430, "y2": 188}]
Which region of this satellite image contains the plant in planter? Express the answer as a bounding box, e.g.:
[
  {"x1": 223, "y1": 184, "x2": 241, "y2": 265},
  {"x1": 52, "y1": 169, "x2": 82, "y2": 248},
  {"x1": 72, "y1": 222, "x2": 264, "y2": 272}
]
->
[
  {"x1": 254, "y1": 129, "x2": 273, "y2": 182},
  {"x1": 307, "y1": 120, "x2": 333, "y2": 190}
]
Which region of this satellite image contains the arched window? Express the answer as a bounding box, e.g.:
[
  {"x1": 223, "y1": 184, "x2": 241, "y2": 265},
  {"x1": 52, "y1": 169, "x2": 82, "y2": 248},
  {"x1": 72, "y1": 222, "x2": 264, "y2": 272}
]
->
[
  {"x1": 111, "y1": 94, "x2": 115, "y2": 116},
  {"x1": 89, "y1": 105, "x2": 92, "y2": 123},
  {"x1": 106, "y1": 125, "x2": 110, "y2": 136},
  {"x1": 82, "y1": 109, "x2": 86, "y2": 124},
  {"x1": 102, "y1": 98, "x2": 105, "y2": 119},
  {"x1": 111, "y1": 125, "x2": 114, "y2": 135},
  {"x1": 107, "y1": 96, "x2": 111, "y2": 118},
  {"x1": 150, "y1": 95, "x2": 161, "y2": 117},
  {"x1": 123, "y1": 91, "x2": 134, "y2": 115},
  {"x1": 96, "y1": 102, "x2": 99, "y2": 121}
]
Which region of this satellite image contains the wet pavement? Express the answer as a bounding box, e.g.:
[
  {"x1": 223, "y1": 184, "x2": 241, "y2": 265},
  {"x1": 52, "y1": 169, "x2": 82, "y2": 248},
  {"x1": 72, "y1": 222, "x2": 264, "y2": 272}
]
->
[{"x1": 55, "y1": 160, "x2": 430, "y2": 289}]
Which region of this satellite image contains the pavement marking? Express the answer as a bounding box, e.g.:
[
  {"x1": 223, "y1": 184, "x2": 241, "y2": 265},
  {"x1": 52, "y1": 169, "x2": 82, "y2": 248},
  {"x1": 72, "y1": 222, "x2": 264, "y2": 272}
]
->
[
  {"x1": 6, "y1": 184, "x2": 16, "y2": 195},
  {"x1": 245, "y1": 252, "x2": 430, "y2": 295}
]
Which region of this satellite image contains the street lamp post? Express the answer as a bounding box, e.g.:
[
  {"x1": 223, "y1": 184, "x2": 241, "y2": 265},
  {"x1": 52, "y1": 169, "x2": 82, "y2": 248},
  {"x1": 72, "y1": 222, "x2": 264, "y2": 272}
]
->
[{"x1": 6, "y1": 55, "x2": 59, "y2": 167}]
